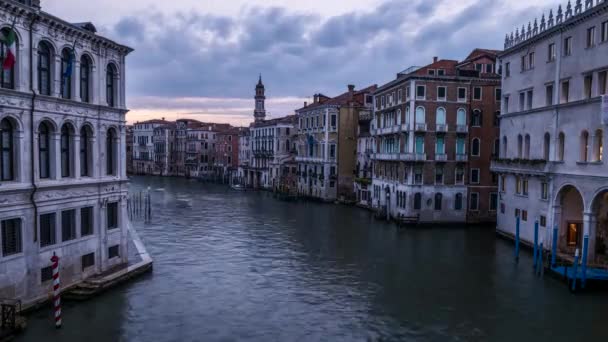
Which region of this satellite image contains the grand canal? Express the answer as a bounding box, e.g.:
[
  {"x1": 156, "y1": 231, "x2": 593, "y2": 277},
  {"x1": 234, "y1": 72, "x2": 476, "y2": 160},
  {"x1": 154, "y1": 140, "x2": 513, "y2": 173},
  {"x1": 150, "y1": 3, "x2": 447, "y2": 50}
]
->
[{"x1": 18, "y1": 176, "x2": 608, "y2": 341}]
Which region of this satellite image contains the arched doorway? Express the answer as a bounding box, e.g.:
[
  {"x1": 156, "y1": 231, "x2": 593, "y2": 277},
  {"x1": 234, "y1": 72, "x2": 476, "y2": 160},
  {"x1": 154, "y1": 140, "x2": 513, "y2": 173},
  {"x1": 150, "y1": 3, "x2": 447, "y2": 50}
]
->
[
  {"x1": 555, "y1": 185, "x2": 584, "y2": 255},
  {"x1": 591, "y1": 190, "x2": 608, "y2": 264}
]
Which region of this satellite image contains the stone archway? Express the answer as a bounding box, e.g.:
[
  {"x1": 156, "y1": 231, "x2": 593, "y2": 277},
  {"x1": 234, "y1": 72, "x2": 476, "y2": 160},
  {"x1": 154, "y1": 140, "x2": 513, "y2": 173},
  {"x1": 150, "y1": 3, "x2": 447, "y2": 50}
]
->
[
  {"x1": 591, "y1": 190, "x2": 608, "y2": 264},
  {"x1": 554, "y1": 185, "x2": 584, "y2": 255}
]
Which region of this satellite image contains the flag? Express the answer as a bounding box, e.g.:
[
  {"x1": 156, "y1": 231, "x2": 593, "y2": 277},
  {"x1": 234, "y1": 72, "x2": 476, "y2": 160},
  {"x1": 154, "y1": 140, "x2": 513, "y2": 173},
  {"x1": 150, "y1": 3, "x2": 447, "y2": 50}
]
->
[
  {"x1": 63, "y1": 40, "x2": 77, "y2": 78},
  {"x1": 1, "y1": 19, "x2": 16, "y2": 71}
]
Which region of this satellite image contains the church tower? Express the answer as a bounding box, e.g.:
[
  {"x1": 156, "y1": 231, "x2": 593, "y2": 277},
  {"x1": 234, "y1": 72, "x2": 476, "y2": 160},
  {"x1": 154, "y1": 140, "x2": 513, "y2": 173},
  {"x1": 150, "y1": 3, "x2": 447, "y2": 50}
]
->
[{"x1": 254, "y1": 75, "x2": 266, "y2": 123}]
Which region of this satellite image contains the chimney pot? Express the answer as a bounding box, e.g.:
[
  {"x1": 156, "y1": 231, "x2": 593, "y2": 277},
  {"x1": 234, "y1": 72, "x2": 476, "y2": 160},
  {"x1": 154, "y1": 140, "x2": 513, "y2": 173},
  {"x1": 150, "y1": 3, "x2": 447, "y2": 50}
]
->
[
  {"x1": 348, "y1": 84, "x2": 355, "y2": 92},
  {"x1": 304, "y1": 101, "x2": 307, "y2": 107},
  {"x1": 433, "y1": 56, "x2": 438, "y2": 63}
]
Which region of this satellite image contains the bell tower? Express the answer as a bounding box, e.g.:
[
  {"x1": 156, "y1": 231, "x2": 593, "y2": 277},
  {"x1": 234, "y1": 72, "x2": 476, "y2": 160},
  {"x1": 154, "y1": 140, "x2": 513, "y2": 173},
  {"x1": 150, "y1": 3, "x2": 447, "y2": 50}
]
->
[{"x1": 254, "y1": 74, "x2": 266, "y2": 123}]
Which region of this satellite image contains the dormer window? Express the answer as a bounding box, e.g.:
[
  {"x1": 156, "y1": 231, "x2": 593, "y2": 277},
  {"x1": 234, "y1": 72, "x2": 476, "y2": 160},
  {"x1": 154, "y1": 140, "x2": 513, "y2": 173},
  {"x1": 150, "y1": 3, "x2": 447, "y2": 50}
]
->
[{"x1": 427, "y1": 69, "x2": 435, "y2": 76}]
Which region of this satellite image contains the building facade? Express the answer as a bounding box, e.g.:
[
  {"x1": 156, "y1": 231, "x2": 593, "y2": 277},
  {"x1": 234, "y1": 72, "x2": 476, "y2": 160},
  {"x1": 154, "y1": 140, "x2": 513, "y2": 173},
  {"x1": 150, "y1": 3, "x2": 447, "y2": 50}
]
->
[
  {"x1": 133, "y1": 119, "x2": 170, "y2": 175},
  {"x1": 0, "y1": 0, "x2": 132, "y2": 306},
  {"x1": 494, "y1": 1, "x2": 608, "y2": 264},
  {"x1": 295, "y1": 84, "x2": 377, "y2": 202},
  {"x1": 354, "y1": 109, "x2": 374, "y2": 207},
  {"x1": 153, "y1": 122, "x2": 175, "y2": 176},
  {"x1": 371, "y1": 51, "x2": 501, "y2": 223},
  {"x1": 213, "y1": 128, "x2": 241, "y2": 183}
]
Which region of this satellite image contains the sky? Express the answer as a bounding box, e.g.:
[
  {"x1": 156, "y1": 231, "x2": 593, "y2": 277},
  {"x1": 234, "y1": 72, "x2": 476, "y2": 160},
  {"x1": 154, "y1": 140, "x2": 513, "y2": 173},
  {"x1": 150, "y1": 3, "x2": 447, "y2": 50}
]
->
[{"x1": 42, "y1": 0, "x2": 561, "y2": 126}]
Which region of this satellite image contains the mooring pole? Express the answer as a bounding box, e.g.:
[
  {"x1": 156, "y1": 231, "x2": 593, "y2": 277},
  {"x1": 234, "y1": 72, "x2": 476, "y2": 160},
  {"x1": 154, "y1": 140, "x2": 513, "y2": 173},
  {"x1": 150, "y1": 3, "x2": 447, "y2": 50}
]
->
[
  {"x1": 515, "y1": 216, "x2": 520, "y2": 262},
  {"x1": 581, "y1": 235, "x2": 589, "y2": 289},
  {"x1": 533, "y1": 220, "x2": 539, "y2": 271},
  {"x1": 50, "y1": 253, "x2": 62, "y2": 328},
  {"x1": 551, "y1": 225, "x2": 558, "y2": 268},
  {"x1": 538, "y1": 242, "x2": 544, "y2": 277},
  {"x1": 571, "y1": 248, "x2": 580, "y2": 292}
]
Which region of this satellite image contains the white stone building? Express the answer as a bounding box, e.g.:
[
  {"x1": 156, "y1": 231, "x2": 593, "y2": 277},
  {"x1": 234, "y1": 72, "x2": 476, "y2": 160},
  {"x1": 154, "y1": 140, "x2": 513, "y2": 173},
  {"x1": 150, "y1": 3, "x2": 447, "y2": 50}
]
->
[
  {"x1": 0, "y1": 0, "x2": 132, "y2": 306},
  {"x1": 133, "y1": 119, "x2": 169, "y2": 175},
  {"x1": 494, "y1": 0, "x2": 608, "y2": 263}
]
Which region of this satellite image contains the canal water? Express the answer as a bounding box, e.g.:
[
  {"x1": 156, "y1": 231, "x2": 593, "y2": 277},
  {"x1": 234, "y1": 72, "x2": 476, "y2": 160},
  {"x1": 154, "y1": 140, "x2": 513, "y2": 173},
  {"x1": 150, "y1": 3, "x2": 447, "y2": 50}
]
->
[{"x1": 18, "y1": 176, "x2": 608, "y2": 341}]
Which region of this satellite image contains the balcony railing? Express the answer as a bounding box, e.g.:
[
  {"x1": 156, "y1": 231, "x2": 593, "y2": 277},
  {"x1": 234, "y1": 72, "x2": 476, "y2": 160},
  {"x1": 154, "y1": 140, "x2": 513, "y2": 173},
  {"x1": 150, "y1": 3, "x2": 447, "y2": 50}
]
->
[
  {"x1": 456, "y1": 125, "x2": 468, "y2": 133},
  {"x1": 400, "y1": 152, "x2": 414, "y2": 161},
  {"x1": 415, "y1": 123, "x2": 427, "y2": 132},
  {"x1": 490, "y1": 159, "x2": 550, "y2": 176},
  {"x1": 372, "y1": 153, "x2": 399, "y2": 161},
  {"x1": 436, "y1": 124, "x2": 448, "y2": 133},
  {"x1": 375, "y1": 126, "x2": 401, "y2": 135},
  {"x1": 435, "y1": 153, "x2": 447, "y2": 161},
  {"x1": 456, "y1": 154, "x2": 468, "y2": 162},
  {"x1": 415, "y1": 153, "x2": 427, "y2": 161}
]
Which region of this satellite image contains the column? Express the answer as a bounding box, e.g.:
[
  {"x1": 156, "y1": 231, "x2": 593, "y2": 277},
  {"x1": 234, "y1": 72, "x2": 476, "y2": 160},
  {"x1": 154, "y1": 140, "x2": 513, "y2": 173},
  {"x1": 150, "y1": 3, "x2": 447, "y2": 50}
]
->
[
  {"x1": 52, "y1": 132, "x2": 61, "y2": 180},
  {"x1": 74, "y1": 59, "x2": 81, "y2": 102},
  {"x1": 120, "y1": 126, "x2": 127, "y2": 178},
  {"x1": 583, "y1": 211, "x2": 593, "y2": 261},
  {"x1": 73, "y1": 135, "x2": 81, "y2": 180},
  {"x1": 53, "y1": 55, "x2": 61, "y2": 97}
]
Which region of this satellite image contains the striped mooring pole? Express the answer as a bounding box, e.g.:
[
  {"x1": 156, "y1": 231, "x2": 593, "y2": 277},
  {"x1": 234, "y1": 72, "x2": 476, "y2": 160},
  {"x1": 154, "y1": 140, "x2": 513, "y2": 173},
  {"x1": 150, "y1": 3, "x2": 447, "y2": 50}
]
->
[{"x1": 51, "y1": 253, "x2": 62, "y2": 328}]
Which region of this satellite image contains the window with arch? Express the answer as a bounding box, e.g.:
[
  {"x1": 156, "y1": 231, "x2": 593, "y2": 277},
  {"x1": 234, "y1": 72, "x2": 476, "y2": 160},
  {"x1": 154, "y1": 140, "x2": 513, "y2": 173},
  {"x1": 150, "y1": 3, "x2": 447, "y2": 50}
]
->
[
  {"x1": 471, "y1": 138, "x2": 481, "y2": 156},
  {"x1": 492, "y1": 138, "x2": 499, "y2": 158},
  {"x1": 543, "y1": 133, "x2": 551, "y2": 161},
  {"x1": 39, "y1": 122, "x2": 51, "y2": 179},
  {"x1": 415, "y1": 106, "x2": 425, "y2": 124},
  {"x1": 106, "y1": 128, "x2": 117, "y2": 175},
  {"x1": 80, "y1": 55, "x2": 91, "y2": 103},
  {"x1": 0, "y1": 118, "x2": 14, "y2": 181},
  {"x1": 80, "y1": 125, "x2": 92, "y2": 177},
  {"x1": 434, "y1": 193, "x2": 442, "y2": 210},
  {"x1": 558, "y1": 132, "x2": 565, "y2": 161},
  {"x1": 106, "y1": 63, "x2": 117, "y2": 107},
  {"x1": 593, "y1": 129, "x2": 603, "y2": 162},
  {"x1": 396, "y1": 109, "x2": 401, "y2": 125},
  {"x1": 502, "y1": 136, "x2": 508, "y2": 158},
  {"x1": 456, "y1": 108, "x2": 466, "y2": 126},
  {"x1": 580, "y1": 130, "x2": 589, "y2": 162},
  {"x1": 405, "y1": 106, "x2": 410, "y2": 124},
  {"x1": 436, "y1": 108, "x2": 446, "y2": 125},
  {"x1": 60, "y1": 48, "x2": 72, "y2": 99},
  {"x1": 517, "y1": 135, "x2": 523, "y2": 158},
  {"x1": 414, "y1": 192, "x2": 422, "y2": 210},
  {"x1": 471, "y1": 109, "x2": 482, "y2": 127},
  {"x1": 455, "y1": 193, "x2": 463, "y2": 210},
  {"x1": 60, "y1": 124, "x2": 73, "y2": 178},
  {"x1": 38, "y1": 41, "x2": 52, "y2": 96},
  {"x1": 524, "y1": 134, "x2": 531, "y2": 159},
  {"x1": 0, "y1": 27, "x2": 16, "y2": 89}
]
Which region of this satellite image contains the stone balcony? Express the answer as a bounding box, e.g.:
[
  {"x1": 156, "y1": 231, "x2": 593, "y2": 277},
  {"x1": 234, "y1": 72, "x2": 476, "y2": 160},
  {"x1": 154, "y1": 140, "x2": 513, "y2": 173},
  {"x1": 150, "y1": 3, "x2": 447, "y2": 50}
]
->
[
  {"x1": 435, "y1": 153, "x2": 448, "y2": 162},
  {"x1": 414, "y1": 153, "x2": 427, "y2": 161},
  {"x1": 490, "y1": 158, "x2": 550, "y2": 176},
  {"x1": 456, "y1": 154, "x2": 468, "y2": 162},
  {"x1": 436, "y1": 124, "x2": 448, "y2": 133},
  {"x1": 456, "y1": 125, "x2": 468, "y2": 134},
  {"x1": 374, "y1": 125, "x2": 401, "y2": 135},
  {"x1": 414, "y1": 123, "x2": 427, "y2": 132}
]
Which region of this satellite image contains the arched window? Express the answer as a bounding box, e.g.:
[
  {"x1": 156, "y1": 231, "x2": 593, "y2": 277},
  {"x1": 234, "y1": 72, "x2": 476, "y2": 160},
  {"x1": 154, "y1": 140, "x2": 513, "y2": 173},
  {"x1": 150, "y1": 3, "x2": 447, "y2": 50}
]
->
[
  {"x1": 502, "y1": 136, "x2": 508, "y2": 158},
  {"x1": 524, "y1": 134, "x2": 531, "y2": 159},
  {"x1": 593, "y1": 129, "x2": 603, "y2": 162},
  {"x1": 455, "y1": 193, "x2": 463, "y2": 210},
  {"x1": 396, "y1": 109, "x2": 401, "y2": 125},
  {"x1": 471, "y1": 109, "x2": 482, "y2": 127},
  {"x1": 39, "y1": 122, "x2": 50, "y2": 179},
  {"x1": 456, "y1": 108, "x2": 466, "y2": 126},
  {"x1": 0, "y1": 118, "x2": 14, "y2": 181},
  {"x1": 60, "y1": 124, "x2": 73, "y2": 177},
  {"x1": 80, "y1": 55, "x2": 91, "y2": 103},
  {"x1": 580, "y1": 130, "x2": 589, "y2": 162},
  {"x1": 405, "y1": 106, "x2": 410, "y2": 124},
  {"x1": 558, "y1": 132, "x2": 565, "y2": 161},
  {"x1": 80, "y1": 125, "x2": 92, "y2": 177},
  {"x1": 60, "y1": 48, "x2": 72, "y2": 99},
  {"x1": 543, "y1": 133, "x2": 551, "y2": 161},
  {"x1": 415, "y1": 106, "x2": 425, "y2": 124},
  {"x1": 106, "y1": 64, "x2": 116, "y2": 107},
  {"x1": 414, "y1": 193, "x2": 422, "y2": 210},
  {"x1": 517, "y1": 134, "x2": 523, "y2": 158},
  {"x1": 0, "y1": 27, "x2": 17, "y2": 89},
  {"x1": 471, "y1": 138, "x2": 480, "y2": 156},
  {"x1": 38, "y1": 41, "x2": 52, "y2": 96},
  {"x1": 492, "y1": 138, "x2": 500, "y2": 158},
  {"x1": 436, "y1": 108, "x2": 446, "y2": 125},
  {"x1": 106, "y1": 128, "x2": 117, "y2": 175},
  {"x1": 434, "y1": 193, "x2": 442, "y2": 210}
]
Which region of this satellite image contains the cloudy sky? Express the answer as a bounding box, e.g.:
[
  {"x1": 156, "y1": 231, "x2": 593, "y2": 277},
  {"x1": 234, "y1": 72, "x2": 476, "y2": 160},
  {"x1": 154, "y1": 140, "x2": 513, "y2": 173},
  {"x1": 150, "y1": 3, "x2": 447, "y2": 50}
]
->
[{"x1": 42, "y1": 0, "x2": 560, "y2": 126}]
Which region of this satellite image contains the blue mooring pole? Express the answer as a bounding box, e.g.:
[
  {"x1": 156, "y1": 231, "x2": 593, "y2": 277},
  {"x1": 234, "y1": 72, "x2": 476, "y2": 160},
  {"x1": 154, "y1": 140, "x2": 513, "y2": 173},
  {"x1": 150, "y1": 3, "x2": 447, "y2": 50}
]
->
[
  {"x1": 571, "y1": 249, "x2": 580, "y2": 292},
  {"x1": 533, "y1": 220, "x2": 539, "y2": 271},
  {"x1": 551, "y1": 226, "x2": 558, "y2": 268},
  {"x1": 515, "y1": 216, "x2": 520, "y2": 262},
  {"x1": 581, "y1": 235, "x2": 589, "y2": 289},
  {"x1": 538, "y1": 242, "x2": 544, "y2": 277}
]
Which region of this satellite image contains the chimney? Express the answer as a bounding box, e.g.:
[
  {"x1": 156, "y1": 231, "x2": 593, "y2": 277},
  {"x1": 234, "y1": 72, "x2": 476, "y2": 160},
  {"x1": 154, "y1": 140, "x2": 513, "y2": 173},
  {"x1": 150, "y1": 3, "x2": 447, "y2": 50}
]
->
[
  {"x1": 304, "y1": 101, "x2": 307, "y2": 108},
  {"x1": 348, "y1": 84, "x2": 355, "y2": 102},
  {"x1": 313, "y1": 94, "x2": 318, "y2": 103},
  {"x1": 162, "y1": 117, "x2": 165, "y2": 121},
  {"x1": 433, "y1": 56, "x2": 438, "y2": 63}
]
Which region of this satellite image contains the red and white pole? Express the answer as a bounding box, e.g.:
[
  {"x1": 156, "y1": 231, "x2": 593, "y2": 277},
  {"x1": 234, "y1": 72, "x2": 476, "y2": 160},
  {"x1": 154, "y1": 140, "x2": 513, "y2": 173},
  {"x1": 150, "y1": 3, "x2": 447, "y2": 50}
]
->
[{"x1": 50, "y1": 253, "x2": 62, "y2": 328}]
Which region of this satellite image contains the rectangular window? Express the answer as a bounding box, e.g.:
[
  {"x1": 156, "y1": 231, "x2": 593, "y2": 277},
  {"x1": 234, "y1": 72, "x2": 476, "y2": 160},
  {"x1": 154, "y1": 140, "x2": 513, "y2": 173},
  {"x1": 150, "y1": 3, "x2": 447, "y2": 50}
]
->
[
  {"x1": 519, "y1": 92, "x2": 525, "y2": 111},
  {"x1": 505, "y1": 62, "x2": 510, "y2": 77},
  {"x1": 469, "y1": 192, "x2": 479, "y2": 211},
  {"x1": 1, "y1": 218, "x2": 22, "y2": 257},
  {"x1": 473, "y1": 87, "x2": 482, "y2": 100},
  {"x1": 485, "y1": 64, "x2": 493, "y2": 73},
  {"x1": 406, "y1": 86, "x2": 410, "y2": 99},
  {"x1": 82, "y1": 252, "x2": 95, "y2": 271},
  {"x1": 81, "y1": 207, "x2": 93, "y2": 237},
  {"x1": 416, "y1": 85, "x2": 425, "y2": 100},
  {"x1": 329, "y1": 144, "x2": 336, "y2": 158},
  {"x1": 500, "y1": 175, "x2": 506, "y2": 192},
  {"x1": 526, "y1": 90, "x2": 533, "y2": 110},
  {"x1": 587, "y1": 26, "x2": 595, "y2": 48},
  {"x1": 437, "y1": 69, "x2": 445, "y2": 76},
  {"x1": 415, "y1": 136, "x2": 424, "y2": 154},
  {"x1": 41, "y1": 266, "x2": 53, "y2": 283},
  {"x1": 457, "y1": 87, "x2": 467, "y2": 102},
  {"x1": 541, "y1": 182, "x2": 548, "y2": 200},
  {"x1": 470, "y1": 168, "x2": 480, "y2": 184},
  {"x1": 427, "y1": 69, "x2": 435, "y2": 76},
  {"x1": 495, "y1": 88, "x2": 501, "y2": 102},
  {"x1": 561, "y1": 81, "x2": 570, "y2": 103},
  {"x1": 522, "y1": 210, "x2": 528, "y2": 222},
  {"x1": 61, "y1": 209, "x2": 76, "y2": 242},
  {"x1": 540, "y1": 215, "x2": 547, "y2": 227},
  {"x1": 584, "y1": 74, "x2": 593, "y2": 99},
  {"x1": 437, "y1": 87, "x2": 446, "y2": 101},
  {"x1": 40, "y1": 213, "x2": 56, "y2": 247},
  {"x1": 546, "y1": 84, "x2": 554, "y2": 106},
  {"x1": 490, "y1": 193, "x2": 498, "y2": 211},
  {"x1": 381, "y1": 96, "x2": 385, "y2": 108},
  {"x1": 504, "y1": 95, "x2": 510, "y2": 113},
  {"x1": 515, "y1": 208, "x2": 521, "y2": 218},
  {"x1": 548, "y1": 43, "x2": 556, "y2": 62},
  {"x1": 455, "y1": 166, "x2": 464, "y2": 184},
  {"x1": 108, "y1": 245, "x2": 120, "y2": 259},
  {"x1": 599, "y1": 71, "x2": 607, "y2": 95},
  {"x1": 397, "y1": 89, "x2": 403, "y2": 103},
  {"x1": 107, "y1": 202, "x2": 118, "y2": 230},
  {"x1": 414, "y1": 167, "x2": 423, "y2": 185},
  {"x1": 435, "y1": 167, "x2": 443, "y2": 185},
  {"x1": 523, "y1": 179, "x2": 529, "y2": 196},
  {"x1": 528, "y1": 52, "x2": 535, "y2": 69},
  {"x1": 564, "y1": 37, "x2": 572, "y2": 56},
  {"x1": 515, "y1": 177, "x2": 522, "y2": 194},
  {"x1": 331, "y1": 115, "x2": 337, "y2": 128},
  {"x1": 602, "y1": 21, "x2": 608, "y2": 43},
  {"x1": 521, "y1": 55, "x2": 526, "y2": 71},
  {"x1": 436, "y1": 136, "x2": 445, "y2": 154}
]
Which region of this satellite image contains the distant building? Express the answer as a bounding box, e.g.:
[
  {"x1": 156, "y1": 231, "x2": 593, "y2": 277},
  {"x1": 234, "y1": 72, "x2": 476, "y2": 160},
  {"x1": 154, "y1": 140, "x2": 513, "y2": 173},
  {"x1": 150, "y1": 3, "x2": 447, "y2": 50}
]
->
[
  {"x1": 133, "y1": 119, "x2": 171, "y2": 175},
  {"x1": 213, "y1": 128, "x2": 242, "y2": 183},
  {"x1": 354, "y1": 109, "x2": 374, "y2": 207},
  {"x1": 493, "y1": 1, "x2": 608, "y2": 263},
  {"x1": 0, "y1": 0, "x2": 132, "y2": 306},
  {"x1": 295, "y1": 84, "x2": 377, "y2": 201},
  {"x1": 126, "y1": 125, "x2": 134, "y2": 175},
  {"x1": 153, "y1": 122, "x2": 176, "y2": 176},
  {"x1": 237, "y1": 128, "x2": 251, "y2": 184}
]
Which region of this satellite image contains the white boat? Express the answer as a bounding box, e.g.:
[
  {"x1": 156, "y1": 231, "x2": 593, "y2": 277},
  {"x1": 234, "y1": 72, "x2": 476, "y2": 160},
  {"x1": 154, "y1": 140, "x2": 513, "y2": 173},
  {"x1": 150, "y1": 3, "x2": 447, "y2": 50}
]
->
[{"x1": 231, "y1": 184, "x2": 246, "y2": 191}]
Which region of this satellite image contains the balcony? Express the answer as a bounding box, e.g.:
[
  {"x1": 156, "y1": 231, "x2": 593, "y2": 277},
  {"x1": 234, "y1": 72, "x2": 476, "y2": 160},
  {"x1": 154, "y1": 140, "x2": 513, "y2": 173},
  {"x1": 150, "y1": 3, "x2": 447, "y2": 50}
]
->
[
  {"x1": 373, "y1": 153, "x2": 399, "y2": 161},
  {"x1": 414, "y1": 153, "x2": 427, "y2": 161},
  {"x1": 456, "y1": 125, "x2": 468, "y2": 134},
  {"x1": 436, "y1": 124, "x2": 448, "y2": 133},
  {"x1": 490, "y1": 159, "x2": 550, "y2": 176},
  {"x1": 399, "y1": 152, "x2": 414, "y2": 161},
  {"x1": 401, "y1": 123, "x2": 411, "y2": 131},
  {"x1": 456, "y1": 154, "x2": 468, "y2": 162},
  {"x1": 435, "y1": 153, "x2": 447, "y2": 162},
  {"x1": 375, "y1": 126, "x2": 401, "y2": 135},
  {"x1": 415, "y1": 123, "x2": 427, "y2": 132}
]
